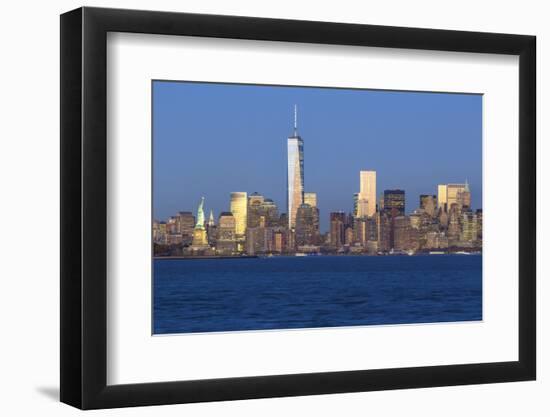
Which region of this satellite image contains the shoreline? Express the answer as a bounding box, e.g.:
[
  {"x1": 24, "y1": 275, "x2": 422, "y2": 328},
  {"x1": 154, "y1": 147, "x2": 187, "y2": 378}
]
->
[
  {"x1": 154, "y1": 252, "x2": 481, "y2": 260},
  {"x1": 154, "y1": 255, "x2": 259, "y2": 260}
]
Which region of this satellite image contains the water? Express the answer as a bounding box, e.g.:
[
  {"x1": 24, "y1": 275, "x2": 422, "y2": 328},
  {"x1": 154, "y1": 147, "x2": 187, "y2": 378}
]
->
[{"x1": 153, "y1": 255, "x2": 482, "y2": 334}]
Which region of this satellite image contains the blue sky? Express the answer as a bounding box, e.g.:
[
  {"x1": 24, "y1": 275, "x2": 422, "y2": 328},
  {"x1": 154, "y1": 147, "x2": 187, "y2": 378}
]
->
[{"x1": 153, "y1": 81, "x2": 482, "y2": 232}]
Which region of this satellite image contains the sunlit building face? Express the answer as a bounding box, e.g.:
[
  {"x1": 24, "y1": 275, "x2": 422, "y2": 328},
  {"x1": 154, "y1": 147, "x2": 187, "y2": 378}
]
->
[
  {"x1": 287, "y1": 136, "x2": 304, "y2": 230},
  {"x1": 304, "y1": 192, "x2": 317, "y2": 208},
  {"x1": 230, "y1": 192, "x2": 247, "y2": 237},
  {"x1": 358, "y1": 170, "x2": 376, "y2": 218}
]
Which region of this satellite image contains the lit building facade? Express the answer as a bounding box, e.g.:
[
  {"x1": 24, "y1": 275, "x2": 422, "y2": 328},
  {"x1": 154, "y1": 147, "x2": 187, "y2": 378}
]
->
[
  {"x1": 217, "y1": 212, "x2": 236, "y2": 254},
  {"x1": 357, "y1": 170, "x2": 376, "y2": 218},
  {"x1": 383, "y1": 189, "x2": 405, "y2": 217},
  {"x1": 420, "y1": 194, "x2": 437, "y2": 217},
  {"x1": 287, "y1": 106, "x2": 304, "y2": 230},
  {"x1": 437, "y1": 184, "x2": 448, "y2": 211},
  {"x1": 304, "y1": 192, "x2": 317, "y2": 208},
  {"x1": 295, "y1": 203, "x2": 320, "y2": 246},
  {"x1": 230, "y1": 192, "x2": 248, "y2": 237}
]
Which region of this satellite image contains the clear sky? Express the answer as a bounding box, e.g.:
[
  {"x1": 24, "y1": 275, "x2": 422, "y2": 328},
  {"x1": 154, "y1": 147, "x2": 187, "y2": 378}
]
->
[{"x1": 153, "y1": 81, "x2": 482, "y2": 232}]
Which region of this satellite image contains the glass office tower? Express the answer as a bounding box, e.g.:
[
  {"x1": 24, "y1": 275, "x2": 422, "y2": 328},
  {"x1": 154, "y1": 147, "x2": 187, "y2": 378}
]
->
[{"x1": 287, "y1": 105, "x2": 304, "y2": 230}]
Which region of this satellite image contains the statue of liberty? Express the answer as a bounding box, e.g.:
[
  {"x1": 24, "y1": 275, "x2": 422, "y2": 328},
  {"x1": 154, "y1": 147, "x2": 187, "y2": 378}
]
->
[
  {"x1": 195, "y1": 196, "x2": 206, "y2": 229},
  {"x1": 191, "y1": 197, "x2": 209, "y2": 247}
]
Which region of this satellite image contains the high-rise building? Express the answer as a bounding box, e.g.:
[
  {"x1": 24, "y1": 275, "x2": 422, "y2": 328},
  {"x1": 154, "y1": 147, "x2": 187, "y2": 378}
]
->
[
  {"x1": 247, "y1": 192, "x2": 265, "y2": 229},
  {"x1": 377, "y1": 212, "x2": 391, "y2": 252},
  {"x1": 357, "y1": 170, "x2": 376, "y2": 218},
  {"x1": 217, "y1": 212, "x2": 236, "y2": 254},
  {"x1": 287, "y1": 105, "x2": 304, "y2": 230},
  {"x1": 246, "y1": 227, "x2": 268, "y2": 255},
  {"x1": 260, "y1": 199, "x2": 279, "y2": 226},
  {"x1": 438, "y1": 182, "x2": 472, "y2": 213},
  {"x1": 420, "y1": 195, "x2": 437, "y2": 217},
  {"x1": 383, "y1": 189, "x2": 405, "y2": 217},
  {"x1": 175, "y1": 211, "x2": 195, "y2": 244},
  {"x1": 304, "y1": 192, "x2": 317, "y2": 208},
  {"x1": 457, "y1": 180, "x2": 472, "y2": 210},
  {"x1": 295, "y1": 203, "x2": 320, "y2": 246},
  {"x1": 329, "y1": 212, "x2": 346, "y2": 248},
  {"x1": 446, "y1": 184, "x2": 468, "y2": 209},
  {"x1": 230, "y1": 192, "x2": 247, "y2": 237},
  {"x1": 437, "y1": 184, "x2": 448, "y2": 211}
]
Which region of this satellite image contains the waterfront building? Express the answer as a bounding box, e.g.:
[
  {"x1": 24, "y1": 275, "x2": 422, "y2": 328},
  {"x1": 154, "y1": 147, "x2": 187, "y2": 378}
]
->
[
  {"x1": 460, "y1": 211, "x2": 479, "y2": 243},
  {"x1": 206, "y1": 210, "x2": 217, "y2": 246},
  {"x1": 420, "y1": 194, "x2": 437, "y2": 217},
  {"x1": 378, "y1": 193, "x2": 385, "y2": 211},
  {"x1": 260, "y1": 199, "x2": 279, "y2": 226},
  {"x1": 377, "y1": 212, "x2": 391, "y2": 252},
  {"x1": 438, "y1": 207, "x2": 449, "y2": 229},
  {"x1": 295, "y1": 203, "x2": 320, "y2": 246},
  {"x1": 393, "y1": 216, "x2": 411, "y2": 251},
  {"x1": 476, "y1": 208, "x2": 483, "y2": 241},
  {"x1": 447, "y1": 204, "x2": 461, "y2": 244},
  {"x1": 439, "y1": 183, "x2": 470, "y2": 212},
  {"x1": 409, "y1": 211, "x2": 423, "y2": 229},
  {"x1": 246, "y1": 226, "x2": 268, "y2": 255},
  {"x1": 153, "y1": 220, "x2": 161, "y2": 243},
  {"x1": 329, "y1": 212, "x2": 346, "y2": 248},
  {"x1": 287, "y1": 105, "x2": 305, "y2": 230},
  {"x1": 353, "y1": 193, "x2": 359, "y2": 217},
  {"x1": 217, "y1": 211, "x2": 237, "y2": 254},
  {"x1": 178, "y1": 211, "x2": 195, "y2": 234},
  {"x1": 304, "y1": 192, "x2": 317, "y2": 208},
  {"x1": 167, "y1": 216, "x2": 178, "y2": 235},
  {"x1": 345, "y1": 226, "x2": 354, "y2": 246},
  {"x1": 353, "y1": 217, "x2": 367, "y2": 246},
  {"x1": 357, "y1": 170, "x2": 376, "y2": 218},
  {"x1": 456, "y1": 180, "x2": 472, "y2": 210},
  {"x1": 248, "y1": 193, "x2": 280, "y2": 229},
  {"x1": 425, "y1": 231, "x2": 449, "y2": 249},
  {"x1": 247, "y1": 192, "x2": 265, "y2": 229},
  {"x1": 272, "y1": 229, "x2": 285, "y2": 253},
  {"x1": 437, "y1": 184, "x2": 448, "y2": 211},
  {"x1": 166, "y1": 234, "x2": 183, "y2": 245},
  {"x1": 230, "y1": 191, "x2": 248, "y2": 243},
  {"x1": 383, "y1": 189, "x2": 405, "y2": 217}
]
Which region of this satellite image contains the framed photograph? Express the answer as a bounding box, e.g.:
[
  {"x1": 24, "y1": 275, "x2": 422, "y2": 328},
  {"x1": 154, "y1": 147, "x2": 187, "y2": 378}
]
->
[{"x1": 60, "y1": 7, "x2": 536, "y2": 409}]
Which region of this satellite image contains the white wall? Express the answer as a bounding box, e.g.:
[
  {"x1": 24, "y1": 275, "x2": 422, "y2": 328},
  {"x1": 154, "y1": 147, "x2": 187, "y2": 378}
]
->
[{"x1": 0, "y1": 0, "x2": 545, "y2": 415}]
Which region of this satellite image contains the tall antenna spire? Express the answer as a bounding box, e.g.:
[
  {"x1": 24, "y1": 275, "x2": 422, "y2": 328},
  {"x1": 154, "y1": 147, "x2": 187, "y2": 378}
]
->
[{"x1": 294, "y1": 104, "x2": 298, "y2": 136}]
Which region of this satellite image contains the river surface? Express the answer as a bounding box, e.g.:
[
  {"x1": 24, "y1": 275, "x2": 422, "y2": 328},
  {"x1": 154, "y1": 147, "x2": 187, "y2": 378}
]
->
[{"x1": 153, "y1": 255, "x2": 482, "y2": 334}]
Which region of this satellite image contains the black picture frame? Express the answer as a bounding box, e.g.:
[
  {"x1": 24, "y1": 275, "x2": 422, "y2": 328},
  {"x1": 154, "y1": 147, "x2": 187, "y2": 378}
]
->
[{"x1": 60, "y1": 6, "x2": 536, "y2": 410}]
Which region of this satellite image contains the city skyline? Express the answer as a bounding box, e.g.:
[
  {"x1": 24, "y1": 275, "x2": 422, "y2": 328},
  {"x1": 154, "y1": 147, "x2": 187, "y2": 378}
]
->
[{"x1": 153, "y1": 81, "x2": 482, "y2": 233}]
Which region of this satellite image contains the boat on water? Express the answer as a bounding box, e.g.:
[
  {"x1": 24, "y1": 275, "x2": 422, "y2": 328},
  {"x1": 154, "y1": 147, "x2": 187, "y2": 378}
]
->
[
  {"x1": 454, "y1": 251, "x2": 471, "y2": 255},
  {"x1": 429, "y1": 251, "x2": 446, "y2": 255}
]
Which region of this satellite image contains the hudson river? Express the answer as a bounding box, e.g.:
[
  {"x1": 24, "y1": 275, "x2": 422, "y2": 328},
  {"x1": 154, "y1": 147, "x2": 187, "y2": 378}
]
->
[{"x1": 153, "y1": 255, "x2": 482, "y2": 334}]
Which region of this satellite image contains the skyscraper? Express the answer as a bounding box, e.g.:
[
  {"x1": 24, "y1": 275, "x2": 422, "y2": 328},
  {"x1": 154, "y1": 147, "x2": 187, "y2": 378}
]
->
[
  {"x1": 217, "y1": 212, "x2": 236, "y2": 254},
  {"x1": 230, "y1": 191, "x2": 247, "y2": 237},
  {"x1": 329, "y1": 212, "x2": 346, "y2": 248},
  {"x1": 287, "y1": 105, "x2": 304, "y2": 230},
  {"x1": 304, "y1": 192, "x2": 317, "y2": 208},
  {"x1": 420, "y1": 194, "x2": 437, "y2": 217},
  {"x1": 437, "y1": 184, "x2": 448, "y2": 211},
  {"x1": 383, "y1": 189, "x2": 405, "y2": 217},
  {"x1": 295, "y1": 203, "x2": 320, "y2": 246},
  {"x1": 438, "y1": 182, "x2": 470, "y2": 212},
  {"x1": 357, "y1": 170, "x2": 376, "y2": 218}
]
